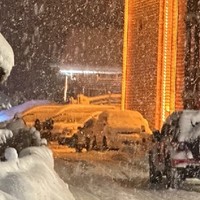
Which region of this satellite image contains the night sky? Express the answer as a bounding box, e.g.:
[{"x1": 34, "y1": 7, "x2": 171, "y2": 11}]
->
[
  {"x1": 0, "y1": 0, "x2": 124, "y2": 101},
  {"x1": 0, "y1": 0, "x2": 123, "y2": 99}
]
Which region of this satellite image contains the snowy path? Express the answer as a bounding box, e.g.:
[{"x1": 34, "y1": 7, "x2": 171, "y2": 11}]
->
[{"x1": 54, "y1": 150, "x2": 200, "y2": 200}]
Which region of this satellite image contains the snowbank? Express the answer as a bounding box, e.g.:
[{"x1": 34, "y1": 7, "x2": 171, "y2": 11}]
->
[
  {"x1": 0, "y1": 100, "x2": 50, "y2": 123},
  {"x1": 0, "y1": 33, "x2": 14, "y2": 82},
  {"x1": 0, "y1": 146, "x2": 75, "y2": 200}
]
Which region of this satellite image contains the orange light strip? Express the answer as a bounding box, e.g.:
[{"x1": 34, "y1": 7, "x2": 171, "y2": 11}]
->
[
  {"x1": 161, "y1": 0, "x2": 177, "y2": 125},
  {"x1": 121, "y1": 0, "x2": 129, "y2": 111},
  {"x1": 162, "y1": 0, "x2": 169, "y2": 123},
  {"x1": 156, "y1": 0, "x2": 178, "y2": 128},
  {"x1": 155, "y1": 0, "x2": 164, "y2": 129},
  {"x1": 170, "y1": 0, "x2": 178, "y2": 112}
]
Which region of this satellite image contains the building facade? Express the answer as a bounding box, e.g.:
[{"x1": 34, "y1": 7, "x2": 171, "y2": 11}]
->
[{"x1": 123, "y1": 0, "x2": 187, "y2": 129}]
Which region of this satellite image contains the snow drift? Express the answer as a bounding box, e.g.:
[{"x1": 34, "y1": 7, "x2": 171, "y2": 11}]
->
[
  {"x1": 0, "y1": 146, "x2": 75, "y2": 200},
  {"x1": 0, "y1": 33, "x2": 14, "y2": 82}
]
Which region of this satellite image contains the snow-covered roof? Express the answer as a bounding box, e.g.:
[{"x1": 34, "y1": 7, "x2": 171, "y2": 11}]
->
[{"x1": 0, "y1": 33, "x2": 14, "y2": 82}]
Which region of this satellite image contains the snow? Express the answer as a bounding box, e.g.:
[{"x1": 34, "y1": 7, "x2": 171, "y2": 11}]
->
[
  {"x1": 0, "y1": 129, "x2": 13, "y2": 144},
  {"x1": 4, "y1": 147, "x2": 18, "y2": 161},
  {"x1": 0, "y1": 100, "x2": 50, "y2": 122},
  {"x1": 163, "y1": 110, "x2": 200, "y2": 142},
  {"x1": 0, "y1": 101, "x2": 75, "y2": 199},
  {"x1": 178, "y1": 110, "x2": 200, "y2": 141},
  {"x1": 0, "y1": 33, "x2": 14, "y2": 82},
  {"x1": 1, "y1": 101, "x2": 200, "y2": 199},
  {"x1": 103, "y1": 110, "x2": 151, "y2": 134},
  {"x1": 0, "y1": 146, "x2": 75, "y2": 200},
  {"x1": 54, "y1": 150, "x2": 200, "y2": 200}
]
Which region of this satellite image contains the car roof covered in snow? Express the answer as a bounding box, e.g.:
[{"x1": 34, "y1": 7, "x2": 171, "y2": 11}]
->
[{"x1": 99, "y1": 110, "x2": 151, "y2": 134}]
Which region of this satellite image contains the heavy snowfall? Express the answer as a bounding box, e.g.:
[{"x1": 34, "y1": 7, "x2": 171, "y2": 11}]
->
[
  {"x1": 0, "y1": 35, "x2": 199, "y2": 199},
  {"x1": 1, "y1": 1, "x2": 200, "y2": 200}
]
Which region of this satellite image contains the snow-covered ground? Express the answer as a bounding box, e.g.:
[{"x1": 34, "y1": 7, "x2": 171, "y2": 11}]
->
[
  {"x1": 0, "y1": 146, "x2": 75, "y2": 200},
  {"x1": 53, "y1": 147, "x2": 200, "y2": 200}
]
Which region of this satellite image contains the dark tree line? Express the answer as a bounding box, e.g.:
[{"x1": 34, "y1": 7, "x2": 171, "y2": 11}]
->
[{"x1": 184, "y1": 0, "x2": 200, "y2": 109}]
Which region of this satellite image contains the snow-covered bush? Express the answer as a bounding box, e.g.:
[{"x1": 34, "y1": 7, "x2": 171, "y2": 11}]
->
[
  {"x1": 0, "y1": 33, "x2": 14, "y2": 83},
  {"x1": 0, "y1": 129, "x2": 13, "y2": 144},
  {"x1": 0, "y1": 147, "x2": 75, "y2": 200}
]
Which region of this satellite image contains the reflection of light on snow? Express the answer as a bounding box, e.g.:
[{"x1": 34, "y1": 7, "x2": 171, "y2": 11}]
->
[
  {"x1": 0, "y1": 100, "x2": 50, "y2": 123},
  {"x1": 0, "y1": 114, "x2": 10, "y2": 122},
  {"x1": 60, "y1": 69, "x2": 121, "y2": 75}
]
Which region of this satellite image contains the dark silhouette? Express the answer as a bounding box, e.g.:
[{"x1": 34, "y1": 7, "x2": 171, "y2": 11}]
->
[
  {"x1": 85, "y1": 136, "x2": 91, "y2": 151},
  {"x1": 91, "y1": 135, "x2": 97, "y2": 150},
  {"x1": 34, "y1": 119, "x2": 41, "y2": 131},
  {"x1": 102, "y1": 136, "x2": 108, "y2": 150}
]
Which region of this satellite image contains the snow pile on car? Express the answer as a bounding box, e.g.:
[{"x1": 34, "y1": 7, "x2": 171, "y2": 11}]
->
[
  {"x1": 178, "y1": 110, "x2": 200, "y2": 141},
  {"x1": 164, "y1": 110, "x2": 200, "y2": 142},
  {"x1": 0, "y1": 146, "x2": 75, "y2": 200},
  {"x1": 100, "y1": 110, "x2": 151, "y2": 134},
  {"x1": 0, "y1": 33, "x2": 14, "y2": 83}
]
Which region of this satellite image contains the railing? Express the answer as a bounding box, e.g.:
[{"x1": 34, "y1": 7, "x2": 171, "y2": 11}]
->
[{"x1": 77, "y1": 94, "x2": 121, "y2": 105}]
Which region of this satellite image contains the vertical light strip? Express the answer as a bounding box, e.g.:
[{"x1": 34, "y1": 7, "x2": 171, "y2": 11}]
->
[
  {"x1": 63, "y1": 75, "x2": 68, "y2": 102},
  {"x1": 155, "y1": 0, "x2": 164, "y2": 129},
  {"x1": 121, "y1": 0, "x2": 129, "y2": 111},
  {"x1": 170, "y1": 0, "x2": 178, "y2": 112},
  {"x1": 162, "y1": 0, "x2": 169, "y2": 123}
]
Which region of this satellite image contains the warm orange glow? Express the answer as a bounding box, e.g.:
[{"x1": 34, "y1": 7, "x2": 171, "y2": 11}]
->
[
  {"x1": 170, "y1": 0, "x2": 178, "y2": 113},
  {"x1": 121, "y1": 0, "x2": 129, "y2": 111},
  {"x1": 156, "y1": 0, "x2": 178, "y2": 129},
  {"x1": 162, "y1": 0, "x2": 169, "y2": 123},
  {"x1": 155, "y1": 0, "x2": 164, "y2": 129}
]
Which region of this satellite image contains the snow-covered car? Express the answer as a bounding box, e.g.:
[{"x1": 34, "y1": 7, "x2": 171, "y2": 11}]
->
[
  {"x1": 76, "y1": 110, "x2": 151, "y2": 151},
  {"x1": 149, "y1": 110, "x2": 200, "y2": 188}
]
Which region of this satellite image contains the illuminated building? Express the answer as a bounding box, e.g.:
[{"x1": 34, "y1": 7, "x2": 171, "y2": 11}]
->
[{"x1": 122, "y1": 0, "x2": 187, "y2": 129}]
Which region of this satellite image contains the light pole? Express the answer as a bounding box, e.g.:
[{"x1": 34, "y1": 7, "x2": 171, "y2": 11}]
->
[{"x1": 64, "y1": 75, "x2": 68, "y2": 102}]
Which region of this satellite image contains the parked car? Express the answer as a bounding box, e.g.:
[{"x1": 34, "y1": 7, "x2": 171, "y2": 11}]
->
[
  {"x1": 58, "y1": 110, "x2": 151, "y2": 152},
  {"x1": 149, "y1": 110, "x2": 200, "y2": 188},
  {"x1": 75, "y1": 110, "x2": 151, "y2": 151}
]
